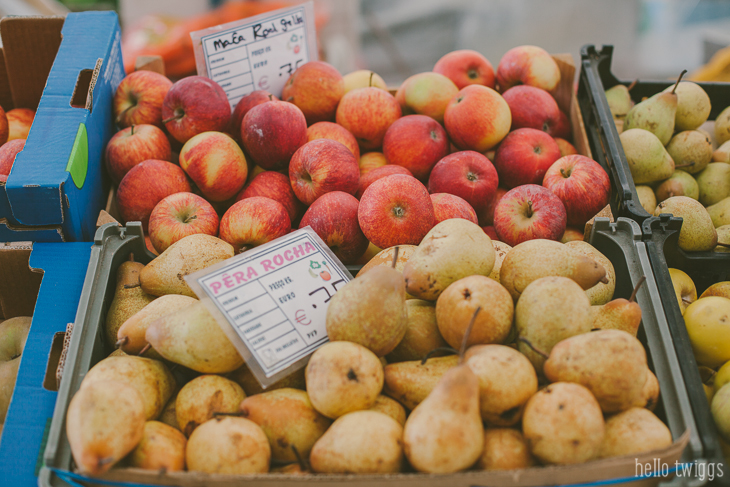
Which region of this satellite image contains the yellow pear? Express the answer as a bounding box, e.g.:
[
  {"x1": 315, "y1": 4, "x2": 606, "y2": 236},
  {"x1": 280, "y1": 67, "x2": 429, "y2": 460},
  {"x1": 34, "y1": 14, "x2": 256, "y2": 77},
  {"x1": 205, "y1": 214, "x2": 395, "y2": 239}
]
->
[
  {"x1": 714, "y1": 361, "x2": 730, "y2": 394},
  {"x1": 104, "y1": 261, "x2": 155, "y2": 348},
  {"x1": 701, "y1": 282, "x2": 730, "y2": 299},
  {"x1": 383, "y1": 355, "x2": 459, "y2": 410},
  {"x1": 589, "y1": 276, "x2": 645, "y2": 336},
  {"x1": 599, "y1": 408, "x2": 672, "y2": 458},
  {"x1": 669, "y1": 268, "x2": 697, "y2": 314},
  {"x1": 564, "y1": 240, "x2": 616, "y2": 305},
  {"x1": 654, "y1": 196, "x2": 717, "y2": 251},
  {"x1": 636, "y1": 185, "x2": 658, "y2": 214},
  {"x1": 369, "y1": 395, "x2": 406, "y2": 426},
  {"x1": 129, "y1": 421, "x2": 187, "y2": 471},
  {"x1": 140, "y1": 234, "x2": 234, "y2": 297},
  {"x1": 176, "y1": 375, "x2": 245, "y2": 436},
  {"x1": 488, "y1": 241, "x2": 512, "y2": 283},
  {"x1": 477, "y1": 428, "x2": 535, "y2": 470},
  {"x1": 386, "y1": 299, "x2": 448, "y2": 363},
  {"x1": 117, "y1": 294, "x2": 197, "y2": 355},
  {"x1": 664, "y1": 81, "x2": 711, "y2": 131},
  {"x1": 684, "y1": 297, "x2": 730, "y2": 368},
  {"x1": 186, "y1": 416, "x2": 270, "y2": 474},
  {"x1": 158, "y1": 390, "x2": 179, "y2": 431},
  {"x1": 634, "y1": 370, "x2": 660, "y2": 411},
  {"x1": 0, "y1": 317, "x2": 30, "y2": 423},
  {"x1": 66, "y1": 380, "x2": 146, "y2": 475},
  {"x1": 227, "y1": 362, "x2": 305, "y2": 396}
]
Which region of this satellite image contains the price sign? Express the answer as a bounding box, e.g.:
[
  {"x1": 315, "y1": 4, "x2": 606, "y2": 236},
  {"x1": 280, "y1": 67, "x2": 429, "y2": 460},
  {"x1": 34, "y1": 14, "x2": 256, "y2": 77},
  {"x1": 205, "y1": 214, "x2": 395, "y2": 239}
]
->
[
  {"x1": 185, "y1": 227, "x2": 352, "y2": 388},
  {"x1": 190, "y1": 2, "x2": 317, "y2": 108}
]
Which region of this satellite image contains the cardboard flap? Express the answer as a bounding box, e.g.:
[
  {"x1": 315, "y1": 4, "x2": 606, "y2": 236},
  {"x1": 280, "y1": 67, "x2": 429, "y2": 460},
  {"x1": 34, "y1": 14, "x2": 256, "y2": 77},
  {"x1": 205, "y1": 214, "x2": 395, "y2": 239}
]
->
[
  {"x1": 0, "y1": 48, "x2": 14, "y2": 110},
  {"x1": 0, "y1": 16, "x2": 64, "y2": 110},
  {"x1": 0, "y1": 241, "x2": 42, "y2": 319}
]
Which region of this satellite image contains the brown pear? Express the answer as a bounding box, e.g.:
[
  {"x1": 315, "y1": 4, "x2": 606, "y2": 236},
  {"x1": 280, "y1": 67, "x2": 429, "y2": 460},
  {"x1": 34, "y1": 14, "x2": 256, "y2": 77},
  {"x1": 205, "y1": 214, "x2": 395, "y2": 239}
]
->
[
  {"x1": 105, "y1": 261, "x2": 155, "y2": 348},
  {"x1": 383, "y1": 355, "x2": 459, "y2": 410},
  {"x1": 140, "y1": 234, "x2": 235, "y2": 297},
  {"x1": 564, "y1": 240, "x2": 616, "y2": 305},
  {"x1": 701, "y1": 282, "x2": 730, "y2": 299},
  {"x1": 386, "y1": 299, "x2": 448, "y2": 363},
  {"x1": 240, "y1": 388, "x2": 332, "y2": 462},
  {"x1": 227, "y1": 362, "x2": 305, "y2": 396},
  {"x1": 589, "y1": 277, "x2": 644, "y2": 336},
  {"x1": 186, "y1": 416, "x2": 270, "y2": 474},
  {"x1": 129, "y1": 421, "x2": 187, "y2": 471},
  {"x1": 158, "y1": 390, "x2": 180, "y2": 431},
  {"x1": 176, "y1": 375, "x2": 245, "y2": 437},
  {"x1": 369, "y1": 395, "x2": 407, "y2": 426},
  {"x1": 599, "y1": 408, "x2": 672, "y2": 458},
  {"x1": 117, "y1": 294, "x2": 197, "y2": 355},
  {"x1": 477, "y1": 428, "x2": 535, "y2": 470},
  {"x1": 633, "y1": 370, "x2": 660, "y2": 411}
]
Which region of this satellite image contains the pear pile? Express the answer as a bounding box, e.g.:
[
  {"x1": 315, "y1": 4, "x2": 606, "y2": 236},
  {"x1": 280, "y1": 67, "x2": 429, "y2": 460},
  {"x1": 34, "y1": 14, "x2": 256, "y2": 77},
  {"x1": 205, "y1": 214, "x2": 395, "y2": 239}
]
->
[
  {"x1": 605, "y1": 74, "x2": 730, "y2": 252},
  {"x1": 67, "y1": 219, "x2": 674, "y2": 477}
]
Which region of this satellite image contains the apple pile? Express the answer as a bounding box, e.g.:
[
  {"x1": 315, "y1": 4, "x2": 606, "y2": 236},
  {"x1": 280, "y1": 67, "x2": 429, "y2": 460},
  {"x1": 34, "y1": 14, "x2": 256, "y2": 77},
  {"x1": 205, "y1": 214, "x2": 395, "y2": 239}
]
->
[
  {"x1": 0, "y1": 107, "x2": 36, "y2": 183},
  {"x1": 108, "y1": 45, "x2": 611, "y2": 263}
]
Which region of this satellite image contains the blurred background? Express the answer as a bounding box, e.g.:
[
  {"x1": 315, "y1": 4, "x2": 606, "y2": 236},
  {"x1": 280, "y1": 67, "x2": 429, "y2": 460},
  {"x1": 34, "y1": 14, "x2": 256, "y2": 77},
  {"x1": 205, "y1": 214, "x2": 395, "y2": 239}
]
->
[{"x1": 4, "y1": 0, "x2": 730, "y2": 83}]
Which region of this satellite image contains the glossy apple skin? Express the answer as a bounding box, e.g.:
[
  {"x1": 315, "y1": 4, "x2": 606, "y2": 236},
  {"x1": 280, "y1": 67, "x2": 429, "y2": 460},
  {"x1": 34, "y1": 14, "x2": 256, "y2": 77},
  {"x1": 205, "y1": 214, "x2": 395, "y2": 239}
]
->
[
  {"x1": 336, "y1": 87, "x2": 401, "y2": 150},
  {"x1": 430, "y1": 193, "x2": 478, "y2": 224},
  {"x1": 114, "y1": 71, "x2": 173, "y2": 128},
  {"x1": 427, "y1": 151, "x2": 499, "y2": 214},
  {"x1": 394, "y1": 72, "x2": 459, "y2": 124},
  {"x1": 117, "y1": 159, "x2": 192, "y2": 230},
  {"x1": 289, "y1": 139, "x2": 359, "y2": 206},
  {"x1": 6, "y1": 109, "x2": 34, "y2": 141},
  {"x1": 0, "y1": 139, "x2": 25, "y2": 183},
  {"x1": 495, "y1": 45, "x2": 561, "y2": 92},
  {"x1": 179, "y1": 131, "x2": 248, "y2": 202},
  {"x1": 219, "y1": 196, "x2": 291, "y2": 253},
  {"x1": 162, "y1": 76, "x2": 231, "y2": 144},
  {"x1": 359, "y1": 151, "x2": 388, "y2": 176},
  {"x1": 105, "y1": 124, "x2": 172, "y2": 184},
  {"x1": 236, "y1": 171, "x2": 303, "y2": 224},
  {"x1": 356, "y1": 164, "x2": 413, "y2": 199},
  {"x1": 554, "y1": 137, "x2": 578, "y2": 157},
  {"x1": 433, "y1": 49, "x2": 495, "y2": 89},
  {"x1": 0, "y1": 105, "x2": 8, "y2": 146},
  {"x1": 444, "y1": 85, "x2": 511, "y2": 153},
  {"x1": 502, "y1": 85, "x2": 561, "y2": 133},
  {"x1": 231, "y1": 90, "x2": 276, "y2": 142},
  {"x1": 358, "y1": 174, "x2": 435, "y2": 248},
  {"x1": 382, "y1": 115, "x2": 449, "y2": 181},
  {"x1": 241, "y1": 99, "x2": 308, "y2": 170},
  {"x1": 282, "y1": 61, "x2": 345, "y2": 125},
  {"x1": 542, "y1": 155, "x2": 611, "y2": 226},
  {"x1": 493, "y1": 128, "x2": 562, "y2": 188},
  {"x1": 477, "y1": 187, "x2": 508, "y2": 226},
  {"x1": 299, "y1": 191, "x2": 368, "y2": 264},
  {"x1": 493, "y1": 184, "x2": 567, "y2": 246},
  {"x1": 306, "y1": 121, "x2": 360, "y2": 159},
  {"x1": 148, "y1": 192, "x2": 220, "y2": 253}
]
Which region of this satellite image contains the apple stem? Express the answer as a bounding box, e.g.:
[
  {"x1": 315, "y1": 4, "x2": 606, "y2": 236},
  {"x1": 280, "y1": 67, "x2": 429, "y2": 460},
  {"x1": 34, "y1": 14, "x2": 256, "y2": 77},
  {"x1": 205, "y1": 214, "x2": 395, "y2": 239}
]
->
[
  {"x1": 518, "y1": 337, "x2": 549, "y2": 359},
  {"x1": 138, "y1": 343, "x2": 151, "y2": 356},
  {"x1": 291, "y1": 445, "x2": 309, "y2": 472},
  {"x1": 526, "y1": 201, "x2": 533, "y2": 218},
  {"x1": 115, "y1": 336, "x2": 128, "y2": 349},
  {"x1": 369, "y1": 71, "x2": 374, "y2": 87},
  {"x1": 420, "y1": 347, "x2": 458, "y2": 365},
  {"x1": 391, "y1": 245, "x2": 400, "y2": 269},
  {"x1": 268, "y1": 94, "x2": 273, "y2": 101},
  {"x1": 115, "y1": 105, "x2": 134, "y2": 125},
  {"x1": 560, "y1": 168, "x2": 571, "y2": 178},
  {"x1": 183, "y1": 214, "x2": 198, "y2": 224},
  {"x1": 162, "y1": 113, "x2": 183, "y2": 125},
  {"x1": 130, "y1": 125, "x2": 135, "y2": 136},
  {"x1": 459, "y1": 306, "x2": 481, "y2": 364},
  {"x1": 629, "y1": 275, "x2": 646, "y2": 303},
  {"x1": 671, "y1": 70, "x2": 687, "y2": 95}
]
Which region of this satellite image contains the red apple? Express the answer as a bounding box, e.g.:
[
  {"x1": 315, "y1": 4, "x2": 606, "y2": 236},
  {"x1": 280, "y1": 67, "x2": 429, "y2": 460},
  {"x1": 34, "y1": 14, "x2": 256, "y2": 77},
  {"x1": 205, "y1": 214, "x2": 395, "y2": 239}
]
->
[
  {"x1": 117, "y1": 159, "x2": 192, "y2": 230},
  {"x1": 433, "y1": 49, "x2": 495, "y2": 89},
  {"x1": 219, "y1": 196, "x2": 291, "y2": 253},
  {"x1": 496, "y1": 45, "x2": 561, "y2": 92},
  {"x1": 551, "y1": 110, "x2": 571, "y2": 139},
  {"x1": 382, "y1": 115, "x2": 449, "y2": 180},
  {"x1": 359, "y1": 152, "x2": 387, "y2": 175},
  {"x1": 0, "y1": 139, "x2": 25, "y2": 183},
  {"x1": 554, "y1": 137, "x2": 578, "y2": 157},
  {"x1": 6, "y1": 109, "x2": 34, "y2": 141},
  {"x1": 430, "y1": 193, "x2": 478, "y2": 224},
  {"x1": 493, "y1": 184, "x2": 567, "y2": 246},
  {"x1": 114, "y1": 71, "x2": 173, "y2": 128},
  {"x1": 299, "y1": 191, "x2": 368, "y2": 264},
  {"x1": 493, "y1": 128, "x2": 561, "y2": 188},
  {"x1": 542, "y1": 155, "x2": 610, "y2": 226},
  {"x1": 241, "y1": 99, "x2": 308, "y2": 170},
  {"x1": 444, "y1": 85, "x2": 511, "y2": 153},
  {"x1": 162, "y1": 76, "x2": 231, "y2": 144},
  {"x1": 236, "y1": 171, "x2": 303, "y2": 224},
  {"x1": 179, "y1": 131, "x2": 248, "y2": 202},
  {"x1": 0, "y1": 106, "x2": 8, "y2": 146},
  {"x1": 148, "y1": 192, "x2": 220, "y2": 253},
  {"x1": 477, "y1": 187, "x2": 508, "y2": 226},
  {"x1": 356, "y1": 164, "x2": 413, "y2": 199},
  {"x1": 427, "y1": 151, "x2": 499, "y2": 214},
  {"x1": 105, "y1": 124, "x2": 172, "y2": 184},
  {"x1": 336, "y1": 87, "x2": 401, "y2": 150},
  {"x1": 231, "y1": 90, "x2": 276, "y2": 142},
  {"x1": 482, "y1": 225, "x2": 498, "y2": 240},
  {"x1": 282, "y1": 61, "x2": 345, "y2": 125},
  {"x1": 394, "y1": 72, "x2": 459, "y2": 124},
  {"x1": 502, "y1": 85, "x2": 561, "y2": 133},
  {"x1": 358, "y1": 174, "x2": 435, "y2": 248},
  {"x1": 306, "y1": 121, "x2": 360, "y2": 159},
  {"x1": 561, "y1": 227, "x2": 584, "y2": 243},
  {"x1": 289, "y1": 139, "x2": 359, "y2": 205},
  {"x1": 145, "y1": 235, "x2": 159, "y2": 256}
]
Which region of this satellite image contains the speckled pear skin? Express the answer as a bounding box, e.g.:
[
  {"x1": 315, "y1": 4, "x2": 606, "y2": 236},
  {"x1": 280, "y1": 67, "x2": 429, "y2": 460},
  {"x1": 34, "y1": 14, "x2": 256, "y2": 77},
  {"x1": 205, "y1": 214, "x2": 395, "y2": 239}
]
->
[
  {"x1": 654, "y1": 196, "x2": 717, "y2": 251},
  {"x1": 105, "y1": 261, "x2": 156, "y2": 348},
  {"x1": 383, "y1": 355, "x2": 459, "y2": 411}
]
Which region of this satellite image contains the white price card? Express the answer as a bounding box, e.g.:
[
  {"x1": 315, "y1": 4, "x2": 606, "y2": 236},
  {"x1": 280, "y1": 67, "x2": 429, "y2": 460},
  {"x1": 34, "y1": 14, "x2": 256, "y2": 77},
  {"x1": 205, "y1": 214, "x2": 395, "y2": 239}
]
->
[
  {"x1": 190, "y1": 1, "x2": 318, "y2": 108},
  {"x1": 185, "y1": 227, "x2": 352, "y2": 388}
]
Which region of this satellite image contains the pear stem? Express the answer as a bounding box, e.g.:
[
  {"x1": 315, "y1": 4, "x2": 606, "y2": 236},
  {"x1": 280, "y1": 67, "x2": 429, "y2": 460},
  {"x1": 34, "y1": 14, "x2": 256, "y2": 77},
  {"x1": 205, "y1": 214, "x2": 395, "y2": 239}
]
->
[
  {"x1": 115, "y1": 336, "x2": 128, "y2": 349},
  {"x1": 518, "y1": 337, "x2": 550, "y2": 359},
  {"x1": 213, "y1": 411, "x2": 245, "y2": 417},
  {"x1": 369, "y1": 71, "x2": 374, "y2": 87},
  {"x1": 130, "y1": 253, "x2": 135, "y2": 263},
  {"x1": 704, "y1": 369, "x2": 717, "y2": 385},
  {"x1": 627, "y1": 79, "x2": 638, "y2": 91},
  {"x1": 671, "y1": 70, "x2": 687, "y2": 95},
  {"x1": 674, "y1": 163, "x2": 694, "y2": 169},
  {"x1": 138, "y1": 343, "x2": 151, "y2": 356},
  {"x1": 421, "y1": 347, "x2": 458, "y2": 365},
  {"x1": 291, "y1": 445, "x2": 309, "y2": 472},
  {"x1": 391, "y1": 246, "x2": 400, "y2": 268},
  {"x1": 716, "y1": 242, "x2": 730, "y2": 248},
  {"x1": 459, "y1": 306, "x2": 481, "y2": 363},
  {"x1": 629, "y1": 276, "x2": 646, "y2": 303}
]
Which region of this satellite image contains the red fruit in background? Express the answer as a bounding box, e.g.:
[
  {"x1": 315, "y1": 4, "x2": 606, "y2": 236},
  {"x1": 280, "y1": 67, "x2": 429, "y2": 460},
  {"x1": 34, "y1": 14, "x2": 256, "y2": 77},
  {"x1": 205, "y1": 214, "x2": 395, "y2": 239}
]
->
[
  {"x1": 382, "y1": 115, "x2": 449, "y2": 180},
  {"x1": 493, "y1": 128, "x2": 561, "y2": 188},
  {"x1": 114, "y1": 71, "x2": 173, "y2": 128},
  {"x1": 148, "y1": 192, "x2": 220, "y2": 253},
  {"x1": 561, "y1": 227, "x2": 585, "y2": 243},
  {"x1": 359, "y1": 152, "x2": 388, "y2": 175},
  {"x1": 162, "y1": 76, "x2": 231, "y2": 144},
  {"x1": 241, "y1": 99, "x2": 308, "y2": 170},
  {"x1": 236, "y1": 171, "x2": 303, "y2": 224},
  {"x1": 358, "y1": 174, "x2": 435, "y2": 249},
  {"x1": 477, "y1": 187, "x2": 508, "y2": 226},
  {"x1": 493, "y1": 184, "x2": 567, "y2": 246},
  {"x1": 443, "y1": 85, "x2": 511, "y2": 153},
  {"x1": 502, "y1": 85, "x2": 561, "y2": 133},
  {"x1": 0, "y1": 139, "x2": 25, "y2": 183},
  {"x1": 496, "y1": 45, "x2": 561, "y2": 92},
  {"x1": 178, "y1": 132, "x2": 248, "y2": 202},
  {"x1": 299, "y1": 191, "x2": 368, "y2": 264},
  {"x1": 427, "y1": 151, "x2": 498, "y2": 214},
  {"x1": 117, "y1": 160, "x2": 192, "y2": 230},
  {"x1": 433, "y1": 49, "x2": 495, "y2": 89},
  {"x1": 356, "y1": 164, "x2": 413, "y2": 199},
  {"x1": 282, "y1": 61, "x2": 345, "y2": 125},
  {"x1": 105, "y1": 124, "x2": 172, "y2": 184},
  {"x1": 551, "y1": 110, "x2": 571, "y2": 139},
  {"x1": 554, "y1": 137, "x2": 578, "y2": 157},
  {"x1": 6, "y1": 109, "x2": 34, "y2": 141},
  {"x1": 289, "y1": 139, "x2": 359, "y2": 206},
  {"x1": 482, "y1": 225, "x2": 498, "y2": 240},
  {"x1": 542, "y1": 155, "x2": 611, "y2": 226},
  {"x1": 307, "y1": 121, "x2": 360, "y2": 159},
  {"x1": 219, "y1": 197, "x2": 291, "y2": 253},
  {"x1": 0, "y1": 106, "x2": 8, "y2": 146},
  {"x1": 336, "y1": 87, "x2": 401, "y2": 150},
  {"x1": 231, "y1": 90, "x2": 276, "y2": 142},
  {"x1": 430, "y1": 193, "x2": 478, "y2": 224}
]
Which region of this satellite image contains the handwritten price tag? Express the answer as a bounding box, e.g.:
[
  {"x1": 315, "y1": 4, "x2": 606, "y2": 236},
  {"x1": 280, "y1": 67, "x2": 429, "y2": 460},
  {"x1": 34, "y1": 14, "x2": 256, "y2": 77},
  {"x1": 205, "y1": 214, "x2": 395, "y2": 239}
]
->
[
  {"x1": 185, "y1": 227, "x2": 352, "y2": 388},
  {"x1": 190, "y1": 1, "x2": 317, "y2": 108}
]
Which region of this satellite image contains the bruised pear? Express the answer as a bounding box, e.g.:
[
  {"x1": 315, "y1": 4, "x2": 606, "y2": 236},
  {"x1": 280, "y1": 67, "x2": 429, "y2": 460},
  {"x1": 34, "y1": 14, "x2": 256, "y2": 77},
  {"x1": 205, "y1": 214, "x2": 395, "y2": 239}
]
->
[
  {"x1": 635, "y1": 370, "x2": 660, "y2": 411},
  {"x1": 383, "y1": 355, "x2": 459, "y2": 411},
  {"x1": 129, "y1": 421, "x2": 187, "y2": 471},
  {"x1": 176, "y1": 375, "x2": 245, "y2": 437},
  {"x1": 186, "y1": 416, "x2": 270, "y2": 474}
]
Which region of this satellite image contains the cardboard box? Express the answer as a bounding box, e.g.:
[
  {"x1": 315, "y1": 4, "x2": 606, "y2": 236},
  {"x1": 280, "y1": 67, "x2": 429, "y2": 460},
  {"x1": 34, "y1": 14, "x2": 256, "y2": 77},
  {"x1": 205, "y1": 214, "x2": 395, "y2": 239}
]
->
[{"x1": 0, "y1": 11, "x2": 125, "y2": 242}]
